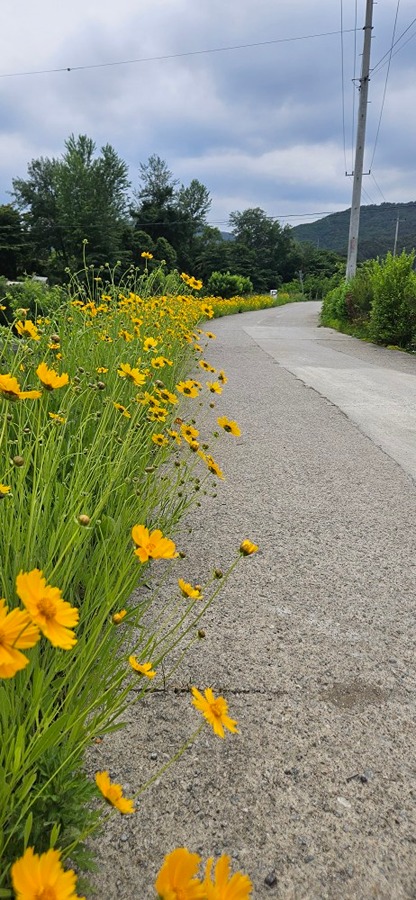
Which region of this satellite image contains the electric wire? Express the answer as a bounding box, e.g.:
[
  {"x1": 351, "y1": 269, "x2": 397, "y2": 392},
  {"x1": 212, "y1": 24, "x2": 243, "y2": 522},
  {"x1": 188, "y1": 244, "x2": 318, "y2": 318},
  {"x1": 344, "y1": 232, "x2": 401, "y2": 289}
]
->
[
  {"x1": 340, "y1": 0, "x2": 348, "y2": 173},
  {"x1": 369, "y1": 0, "x2": 400, "y2": 171},
  {"x1": 0, "y1": 28, "x2": 359, "y2": 80},
  {"x1": 371, "y1": 14, "x2": 416, "y2": 75},
  {"x1": 370, "y1": 172, "x2": 387, "y2": 203},
  {"x1": 351, "y1": 0, "x2": 359, "y2": 172}
]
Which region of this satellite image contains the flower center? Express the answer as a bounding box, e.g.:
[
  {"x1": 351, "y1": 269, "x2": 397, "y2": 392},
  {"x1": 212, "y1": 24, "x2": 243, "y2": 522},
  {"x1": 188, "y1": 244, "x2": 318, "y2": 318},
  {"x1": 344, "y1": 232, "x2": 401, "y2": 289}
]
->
[
  {"x1": 210, "y1": 699, "x2": 223, "y2": 719},
  {"x1": 37, "y1": 597, "x2": 57, "y2": 620},
  {"x1": 35, "y1": 888, "x2": 56, "y2": 900}
]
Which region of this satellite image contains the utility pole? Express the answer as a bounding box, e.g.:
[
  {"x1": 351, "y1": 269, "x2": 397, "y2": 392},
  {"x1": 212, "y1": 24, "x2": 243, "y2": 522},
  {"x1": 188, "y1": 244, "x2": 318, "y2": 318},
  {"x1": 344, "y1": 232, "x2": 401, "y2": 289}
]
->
[
  {"x1": 346, "y1": 0, "x2": 374, "y2": 279},
  {"x1": 393, "y1": 214, "x2": 400, "y2": 256}
]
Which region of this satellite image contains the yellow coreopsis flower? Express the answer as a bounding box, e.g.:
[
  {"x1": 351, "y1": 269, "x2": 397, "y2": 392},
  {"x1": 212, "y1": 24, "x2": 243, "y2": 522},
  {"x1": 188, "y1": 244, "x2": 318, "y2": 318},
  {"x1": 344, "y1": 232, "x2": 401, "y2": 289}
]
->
[
  {"x1": 217, "y1": 417, "x2": 241, "y2": 437},
  {"x1": 113, "y1": 402, "x2": 131, "y2": 418},
  {"x1": 0, "y1": 483, "x2": 11, "y2": 498},
  {"x1": 203, "y1": 855, "x2": 253, "y2": 899},
  {"x1": 129, "y1": 656, "x2": 156, "y2": 678},
  {"x1": 36, "y1": 362, "x2": 69, "y2": 391},
  {"x1": 131, "y1": 524, "x2": 179, "y2": 563},
  {"x1": 239, "y1": 540, "x2": 259, "y2": 556},
  {"x1": 11, "y1": 847, "x2": 85, "y2": 900},
  {"x1": 180, "y1": 423, "x2": 199, "y2": 443},
  {"x1": 95, "y1": 770, "x2": 135, "y2": 814},
  {"x1": 141, "y1": 251, "x2": 153, "y2": 259},
  {"x1": 117, "y1": 363, "x2": 146, "y2": 386},
  {"x1": 191, "y1": 687, "x2": 238, "y2": 739},
  {"x1": 0, "y1": 372, "x2": 41, "y2": 401},
  {"x1": 0, "y1": 599, "x2": 40, "y2": 679},
  {"x1": 155, "y1": 848, "x2": 205, "y2": 900},
  {"x1": 15, "y1": 319, "x2": 41, "y2": 341},
  {"x1": 207, "y1": 382, "x2": 222, "y2": 394},
  {"x1": 143, "y1": 336, "x2": 158, "y2": 352},
  {"x1": 178, "y1": 579, "x2": 202, "y2": 600},
  {"x1": 199, "y1": 360, "x2": 216, "y2": 373},
  {"x1": 15, "y1": 569, "x2": 79, "y2": 650},
  {"x1": 152, "y1": 433, "x2": 169, "y2": 447},
  {"x1": 112, "y1": 609, "x2": 127, "y2": 624},
  {"x1": 199, "y1": 452, "x2": 224, "y2": 480},
  {"x1": 176, "y1": 380, "x2": 200, "y2": 398}
]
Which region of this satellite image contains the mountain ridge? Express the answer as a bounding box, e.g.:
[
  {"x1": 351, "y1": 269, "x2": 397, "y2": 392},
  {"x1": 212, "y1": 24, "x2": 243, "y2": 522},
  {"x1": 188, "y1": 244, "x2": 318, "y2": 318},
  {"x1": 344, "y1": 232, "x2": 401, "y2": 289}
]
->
[{"x1": 291, "y1": 201, "x2": 416, "y2": 260}]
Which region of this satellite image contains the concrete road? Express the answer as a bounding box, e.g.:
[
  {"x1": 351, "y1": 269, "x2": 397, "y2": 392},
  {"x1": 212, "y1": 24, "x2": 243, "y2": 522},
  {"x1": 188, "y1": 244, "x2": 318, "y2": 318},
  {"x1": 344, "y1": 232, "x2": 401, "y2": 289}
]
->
[
  {"x1": 243, "y1": 301, "x2": 416, "y2": 482},
  {"x1": 89, "y1": 302, "x2": 416, "y2": 899}
]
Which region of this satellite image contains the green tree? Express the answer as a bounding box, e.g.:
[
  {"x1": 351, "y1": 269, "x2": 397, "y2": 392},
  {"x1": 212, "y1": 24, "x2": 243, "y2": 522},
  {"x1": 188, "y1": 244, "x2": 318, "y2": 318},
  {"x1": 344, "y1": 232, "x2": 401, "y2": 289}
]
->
[
  {"x1": 131, "y1": 155, "x2": 178, "y2": 246},
  {"x1": 12, "y1": 135, "x2": 130, "y2": 279},
  {"x1": 228, "y1": 208, "x2": 296, "y2": 291},
  {"x1": 0, "y1": 205, "x2": 26, "y2": 279}
]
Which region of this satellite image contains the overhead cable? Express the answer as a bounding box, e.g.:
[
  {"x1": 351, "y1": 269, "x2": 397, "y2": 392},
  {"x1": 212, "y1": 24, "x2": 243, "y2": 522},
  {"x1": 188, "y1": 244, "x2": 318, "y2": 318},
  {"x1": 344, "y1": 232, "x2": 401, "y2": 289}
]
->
[{"x1": 0, "y1": 28, "x2": 359, "y2": 79}]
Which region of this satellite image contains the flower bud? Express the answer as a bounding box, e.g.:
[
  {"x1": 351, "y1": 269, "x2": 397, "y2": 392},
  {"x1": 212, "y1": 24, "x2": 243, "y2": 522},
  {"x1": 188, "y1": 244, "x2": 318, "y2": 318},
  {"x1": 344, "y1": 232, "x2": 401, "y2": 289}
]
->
[
  {"x1": 78, "y1": 514, "x2": 90, "y2": 527},
  {"x1": 12, "y1": 455, "x2": 24, "y2": 467}
]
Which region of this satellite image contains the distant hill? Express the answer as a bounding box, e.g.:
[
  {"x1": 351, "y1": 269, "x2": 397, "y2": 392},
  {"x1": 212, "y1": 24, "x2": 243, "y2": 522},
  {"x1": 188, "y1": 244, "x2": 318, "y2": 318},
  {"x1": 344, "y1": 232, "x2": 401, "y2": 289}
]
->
[{"x1": 291, "y1": 201, "x2": 416, "y2": 261}]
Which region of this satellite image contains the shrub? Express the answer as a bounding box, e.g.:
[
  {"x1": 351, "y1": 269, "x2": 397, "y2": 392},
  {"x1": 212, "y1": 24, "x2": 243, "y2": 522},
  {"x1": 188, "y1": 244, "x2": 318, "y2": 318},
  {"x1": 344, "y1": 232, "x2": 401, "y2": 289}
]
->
[
  {"x1": 368, "y1": 251, "x2": 416, "y2": 347},
  {"x1": 320, "y1": 281, "x2": 350, "y2": 325},
  {"x1": 206, "y1": 271, "x2": 253, "y2": 298}
]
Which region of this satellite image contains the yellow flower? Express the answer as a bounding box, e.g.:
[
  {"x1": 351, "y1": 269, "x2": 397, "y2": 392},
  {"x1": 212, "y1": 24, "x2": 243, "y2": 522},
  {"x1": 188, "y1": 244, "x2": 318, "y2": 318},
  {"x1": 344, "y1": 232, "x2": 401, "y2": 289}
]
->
[
  {"x1": 0, "y1": 599, "x2": 40, "y2": 679},
  {"x1": 143, "y1": 336, "x2": 158, "y2": 352},
  {"x1": 201, "y1": 304, "x2": 214, "y2": 319},
  {"x1": 95, "y1": 770, "x2": 135, "y2": 814},
  {"x1": 112, "y1": 609, "x2": 127, "y2": 624},
  {"x1": 147, "y1": 407, "x2": 167, "y2": 423},
  {"x1": 36, "y1": 362, "x2": 69, "y2": 391},
  {"x1": 113, "y1": 402, "x2": 131, "y2": 418},
  {"x1": 176, "y1": 380, "x2": 200, "y2": 398},
  {"x1": 199, "y1": 452, "x2": 224, "y2": 480},
  {"x1": 199, "y1": 360, "x2": 216, "y2": 373},
  {"x1": 129, "y1": 656, "x2": 156, "y2": 678},
  {"x1": 16, "y1": 569, "x2": 79, "y2": 650},
  {"x1": 191, "y1": 687, "x2": 238, "y2": 739},
  {"x1": 118, "y1": 329, "x2": 134, "y2": 342},
  {"x1": 203, "y1": 855, "x2": 253, "y2": 899},
  {"x1": 96, "y1": 366, "x2": 108, "y2": 373},
  {"x1": 151, "y1": 355, "x2": 172, "y2": 368},
  {"x1": 218, "y1": 371, "x2": 228, "y2": 384},
  {"x1": 0, "y1": 483, "x2": 11, "y2": 498},
  {"x1": 180, "y1": 423, "x2": 199, "y2": 443},
  {"x1": 131, "y1": 524, "x2": 179, "y2": 563},
  {"x1": 0, "y1": 372, "x2": 41, "y2": 401},
  {"x1": 15, "y1": 319, "x2": 41, "y2": 341},
  {"x1": 207, "y1": 382, "x2": 222, "y2": 394},
  {"x1": 217, "y1": 417, "x2": 241, "y2": 437},
  {"x1": 152, "y1": 433, "x2": 169, "y2": 447},
  {"x1": 155, "y1": 848, "x2": 205, "y2": 900},
  {"x1": 117, "y1": 363, "x2": 146, "y2": 386},
  {"x1": 239, "y1": 540, "x2": 259, "y2": 556},
  {"x1": 178, "y1": 579, "x2": 202, "y2": 600},
  {"x1": 141, "y1": 251, "x2": 153, "y2": 259},
  {"x1": 48, "y1": 412, "x2": 66, "y2": 425},
  {"x1": 168, "y1": 429, "x2": 182, "y2": 445},
  {"x1": 204, "y1": 331, "x2": 216, "y2": 340},
  {"x1": 11, "y1": 847, "x2": 85, "y2": 900},
  {"x1": 156, "y1": 387, "x2": 178, "y2": 405}
]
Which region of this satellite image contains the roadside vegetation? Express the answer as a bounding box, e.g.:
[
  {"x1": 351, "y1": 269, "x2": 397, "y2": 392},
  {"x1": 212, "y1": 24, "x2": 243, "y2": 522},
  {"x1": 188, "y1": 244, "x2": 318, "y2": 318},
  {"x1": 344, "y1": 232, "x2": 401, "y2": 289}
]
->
[
  {"x1": 321, "y1": 251, "x2": 416, "y2": 351},
  {"x1": 0, "y1": 257, "x2": 273, "y2": 898}
]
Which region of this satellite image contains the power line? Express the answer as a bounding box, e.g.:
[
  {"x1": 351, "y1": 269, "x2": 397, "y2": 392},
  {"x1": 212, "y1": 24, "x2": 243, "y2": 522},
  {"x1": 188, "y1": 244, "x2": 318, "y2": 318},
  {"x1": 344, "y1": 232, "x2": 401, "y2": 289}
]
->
[
  {"x1": 370, "y1": 172, "x2": 387, "y2": 203},
  {"x1": 351, "y1": 0, "x2": 359, "y2": 172},
  {"x1": 0, "y1": 28, "x2": 359, "y2": 80},
  {"x1": 371, "y1": 14, "x2": 416, "y2": 74},
  {"x1": 369, "y1": 0, "x2": 400, "y2": 171},
  {"x1": 340, "y1": 0, "x2": 348, "y2": 173}
]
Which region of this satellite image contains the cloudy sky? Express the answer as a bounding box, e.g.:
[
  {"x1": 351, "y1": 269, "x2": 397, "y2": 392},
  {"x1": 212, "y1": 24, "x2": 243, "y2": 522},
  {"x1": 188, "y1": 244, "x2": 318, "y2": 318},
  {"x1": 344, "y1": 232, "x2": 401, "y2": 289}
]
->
[{"x1": 1, "y1": 0, "x2": 415, "y2": 227}]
